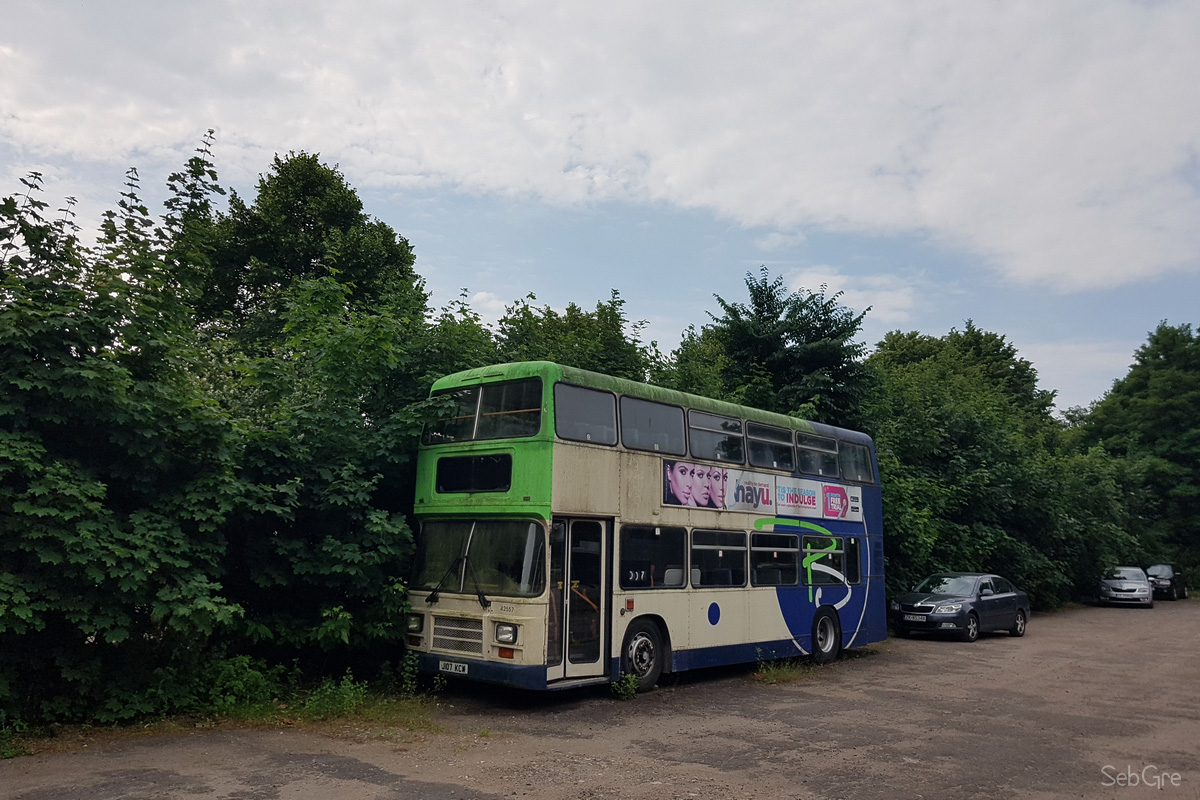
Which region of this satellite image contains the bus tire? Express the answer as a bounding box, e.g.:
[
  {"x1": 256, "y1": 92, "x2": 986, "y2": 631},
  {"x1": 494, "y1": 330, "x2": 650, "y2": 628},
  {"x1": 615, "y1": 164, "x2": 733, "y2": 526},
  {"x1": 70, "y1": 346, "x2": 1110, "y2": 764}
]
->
[
  {"x1": 811, "y1": 608, "x2": 841, "y2": 664},
  {"x1": 622, "y1": 619, "x2": 664, "y2": 692}
]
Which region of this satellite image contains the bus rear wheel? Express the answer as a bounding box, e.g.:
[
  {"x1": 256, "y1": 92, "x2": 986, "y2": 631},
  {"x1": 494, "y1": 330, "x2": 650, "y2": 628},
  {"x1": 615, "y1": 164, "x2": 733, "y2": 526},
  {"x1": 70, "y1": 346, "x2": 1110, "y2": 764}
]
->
[
  {"x1": 811, "y1": 608, "x2": 842, "y2": 664},
  {"x1": 622, "y1": 619, "x2": 664, "y2": 692}
]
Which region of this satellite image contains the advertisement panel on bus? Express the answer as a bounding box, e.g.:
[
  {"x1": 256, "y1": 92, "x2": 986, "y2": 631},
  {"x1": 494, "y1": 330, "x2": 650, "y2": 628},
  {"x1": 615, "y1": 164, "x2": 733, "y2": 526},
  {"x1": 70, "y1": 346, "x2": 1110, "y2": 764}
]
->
[{"x1": 661, "y1": 460, "x2": 863, "y2": 521}]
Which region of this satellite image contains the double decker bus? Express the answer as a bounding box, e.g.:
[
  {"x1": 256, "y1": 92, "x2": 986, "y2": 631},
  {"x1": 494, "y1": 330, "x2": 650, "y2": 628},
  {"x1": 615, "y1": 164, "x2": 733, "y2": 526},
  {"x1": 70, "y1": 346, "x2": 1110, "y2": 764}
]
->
[{"x1": 406, "y1": 361, "x2": 886, "y2": 691}]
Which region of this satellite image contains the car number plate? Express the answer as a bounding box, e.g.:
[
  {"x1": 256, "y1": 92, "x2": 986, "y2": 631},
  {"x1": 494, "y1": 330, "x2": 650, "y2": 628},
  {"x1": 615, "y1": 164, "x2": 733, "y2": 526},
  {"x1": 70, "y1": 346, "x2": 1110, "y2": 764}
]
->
[
  {"x1": 439, "y1": 661, "x2": 468, "y2": 675},
  {"x1": 903, "y1": 614, "x2": 927, "y2": 622}
]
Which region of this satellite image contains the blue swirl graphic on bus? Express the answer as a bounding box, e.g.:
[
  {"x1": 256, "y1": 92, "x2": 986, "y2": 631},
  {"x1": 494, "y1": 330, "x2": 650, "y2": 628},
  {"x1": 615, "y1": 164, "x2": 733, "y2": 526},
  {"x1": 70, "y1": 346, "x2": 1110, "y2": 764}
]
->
[{"x1": 754, "y1": 516, "x2": 861, "y2": 646}]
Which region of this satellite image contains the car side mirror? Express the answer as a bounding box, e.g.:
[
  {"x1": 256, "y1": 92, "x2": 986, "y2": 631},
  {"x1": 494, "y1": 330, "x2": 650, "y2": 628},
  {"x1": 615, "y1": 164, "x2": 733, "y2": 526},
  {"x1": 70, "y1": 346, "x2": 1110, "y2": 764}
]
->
[{"x1": 980, "y1": 588, "x2": 994, "y2": 597}]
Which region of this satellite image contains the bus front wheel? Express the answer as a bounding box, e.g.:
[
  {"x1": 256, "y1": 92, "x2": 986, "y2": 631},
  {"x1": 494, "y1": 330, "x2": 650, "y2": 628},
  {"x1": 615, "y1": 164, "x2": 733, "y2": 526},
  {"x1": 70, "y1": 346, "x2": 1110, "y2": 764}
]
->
[
  {"x1": 811, "y1": 608, "x2": 842, "y2": 664},
  {"x1": 622, "y1": 619, "x2": 664, "y2": 692}
]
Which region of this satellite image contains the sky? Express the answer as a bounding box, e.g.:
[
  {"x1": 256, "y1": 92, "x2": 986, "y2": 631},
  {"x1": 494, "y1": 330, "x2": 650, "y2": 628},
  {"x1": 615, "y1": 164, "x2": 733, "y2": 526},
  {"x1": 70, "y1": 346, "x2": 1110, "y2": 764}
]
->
[{"x1": 3, "y1": 1, "x2": 1199, "y2": 412}]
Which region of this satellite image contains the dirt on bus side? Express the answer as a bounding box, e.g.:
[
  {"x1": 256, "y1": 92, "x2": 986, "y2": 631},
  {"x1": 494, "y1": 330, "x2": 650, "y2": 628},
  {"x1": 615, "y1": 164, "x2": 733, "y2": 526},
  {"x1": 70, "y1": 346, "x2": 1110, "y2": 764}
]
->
[{"x1": 3, "y1": 600, "x2": 1199, "y2": 800}]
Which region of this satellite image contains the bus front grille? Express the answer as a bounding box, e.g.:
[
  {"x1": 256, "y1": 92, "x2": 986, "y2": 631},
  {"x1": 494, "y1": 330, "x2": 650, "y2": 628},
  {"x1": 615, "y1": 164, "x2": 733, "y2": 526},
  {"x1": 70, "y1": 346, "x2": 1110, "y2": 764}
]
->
[{"x1": 432, "y1": 616, "x2": 484, "y2": 655}]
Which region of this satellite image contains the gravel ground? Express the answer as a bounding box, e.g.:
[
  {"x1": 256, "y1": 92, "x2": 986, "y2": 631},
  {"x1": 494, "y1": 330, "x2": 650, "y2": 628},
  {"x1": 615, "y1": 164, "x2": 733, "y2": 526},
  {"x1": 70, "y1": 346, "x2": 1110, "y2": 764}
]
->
[{"x1": 2, "y1": 599, "x2": 1198, "y2": 800}]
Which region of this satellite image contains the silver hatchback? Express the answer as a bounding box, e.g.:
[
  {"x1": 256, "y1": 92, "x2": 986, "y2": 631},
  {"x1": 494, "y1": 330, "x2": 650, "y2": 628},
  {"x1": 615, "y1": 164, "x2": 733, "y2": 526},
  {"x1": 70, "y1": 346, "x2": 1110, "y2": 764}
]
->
[{"x1": 1098, "y1": 566, "x2": 1154, "y2": 608}]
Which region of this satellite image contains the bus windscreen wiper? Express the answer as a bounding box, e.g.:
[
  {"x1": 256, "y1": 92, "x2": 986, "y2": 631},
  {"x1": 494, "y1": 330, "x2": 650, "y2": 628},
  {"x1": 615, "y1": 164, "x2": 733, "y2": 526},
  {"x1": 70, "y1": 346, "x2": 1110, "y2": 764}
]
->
[
  {"x1": 425, "y1": 556, "x2": 463, "y2": 604},
  {"x1": 463, "y1": 556, "x2": 492, "y2": 609}
]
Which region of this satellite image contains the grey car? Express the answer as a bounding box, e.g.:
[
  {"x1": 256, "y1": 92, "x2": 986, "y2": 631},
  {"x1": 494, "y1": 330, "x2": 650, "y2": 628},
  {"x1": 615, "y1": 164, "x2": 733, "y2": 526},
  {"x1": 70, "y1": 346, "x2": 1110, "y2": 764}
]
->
[{"x1": 1097, "y1": 566, "x2": 1154, "y2": 608}]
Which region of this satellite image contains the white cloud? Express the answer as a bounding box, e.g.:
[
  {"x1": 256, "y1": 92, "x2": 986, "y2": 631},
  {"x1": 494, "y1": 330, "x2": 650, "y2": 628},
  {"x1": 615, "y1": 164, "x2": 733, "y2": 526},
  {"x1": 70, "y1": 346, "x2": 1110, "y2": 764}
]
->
[
  {"x1": 1017, "y1": 340, "x2": 1138, "y2": 411},
  {"x1": 785, "y1": 266, "x2": 921, "y2": 326},
  {"x1": 3, "y1": 1, "x2": 1199, "y2": 292},
  {"x1": 754, "y1": 231, "x2": 807, "y2": 251},
  {"x1": 468, "y1": 290, "x2": 508, "y2": 328}
]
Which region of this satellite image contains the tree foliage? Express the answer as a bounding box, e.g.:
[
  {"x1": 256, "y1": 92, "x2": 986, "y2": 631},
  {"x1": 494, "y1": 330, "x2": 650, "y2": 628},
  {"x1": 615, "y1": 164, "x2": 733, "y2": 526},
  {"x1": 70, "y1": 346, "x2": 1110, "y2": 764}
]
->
[
  {"x1": 194, "y1": 152, "x2": 424, "y2": 348},
  {"x1": 1081, "y1": 322, "x2": 1200, "y2": 562},
  {"x1": 660, "y1": 268, "x2": 870, "y2": 426},
  {"x1": 495, "y1": 290, "x2": 657, "y2": 380},
  {"x1": 867, "y1": 326, "x2": 1142, "y2": 607},
  {"x1": 0, "y1": 169, "x2": 240, "y2": 721}
]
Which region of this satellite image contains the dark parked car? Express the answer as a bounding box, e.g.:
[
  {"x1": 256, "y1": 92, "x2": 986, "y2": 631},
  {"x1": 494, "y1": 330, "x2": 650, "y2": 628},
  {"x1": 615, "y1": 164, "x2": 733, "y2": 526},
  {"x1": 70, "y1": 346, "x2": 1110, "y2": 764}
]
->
[
  {"x1": 889, "y1": 573, "x2": 1031, "y2": 642},
  {"x1": 1097, "y1": 566, "x2": 1154, "y2": 608},
  {"x1": 1146, "y1": 564, "x2": 1189, "y2": 601}
]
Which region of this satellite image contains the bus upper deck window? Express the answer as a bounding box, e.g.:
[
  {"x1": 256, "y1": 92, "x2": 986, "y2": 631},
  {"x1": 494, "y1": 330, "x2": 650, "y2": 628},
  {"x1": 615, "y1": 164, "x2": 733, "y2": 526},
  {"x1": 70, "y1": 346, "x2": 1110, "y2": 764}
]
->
[
  {"x1": 554, "y1": 383, "x2": 617, "y2": 445},
  {"x1": 689, "y1": 411, "x2": 744, "y2": 464},
  {"x1": 424, "y1": 378, "x2": 542, "y2": 443},
  {"x1": 746, "y1": 422, "x2": 794, "y2": 471},
  {"x1": 796, "y1": 433, "x2": 839, "y2": 477},
  {"x1": 839, "y1": 443, "x2": 875, "y2": 483},
  {"x1": 619, "y1": 396, "x2": 686, "y2": 455}
]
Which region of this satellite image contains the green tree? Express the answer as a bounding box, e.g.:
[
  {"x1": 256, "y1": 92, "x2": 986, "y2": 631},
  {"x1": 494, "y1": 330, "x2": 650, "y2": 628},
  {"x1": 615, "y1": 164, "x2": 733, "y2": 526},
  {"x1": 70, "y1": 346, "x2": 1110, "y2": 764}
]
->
[
  {"x1": 215, "y1": 276, "x2": 425, "y2": 653},
  {"x1": 1081, "y1": 322, "x2": 1200, "y2": 564},
  {"x1": 0, "y1": 171, "x2": 240, "y2": 722},
  {"x1": 660, "y1": 268, "x2": 870, "y2": 426},
  {"x1": 866, "y1": 326, "x2": 1129, "y2": 606},
  {"x1": 195, "y1": 152, "x2": 424, "y2": 348},
  {"x1": 189, "y1": 153, "x2": 440, "y2": 656},
  {"x1": 494, "y1": 290, "x2": 656, "y2": 380}
]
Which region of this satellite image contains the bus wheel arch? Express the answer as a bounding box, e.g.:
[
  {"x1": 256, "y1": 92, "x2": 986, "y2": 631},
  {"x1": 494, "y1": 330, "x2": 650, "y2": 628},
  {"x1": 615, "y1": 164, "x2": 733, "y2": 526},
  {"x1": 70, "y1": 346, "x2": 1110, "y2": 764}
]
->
[
  {"x1": 622, "y1": 616, "x2": 669, "y2": 692},
  {"x1": 811, "y1": 606, "x2": 842, "y2": 664}
]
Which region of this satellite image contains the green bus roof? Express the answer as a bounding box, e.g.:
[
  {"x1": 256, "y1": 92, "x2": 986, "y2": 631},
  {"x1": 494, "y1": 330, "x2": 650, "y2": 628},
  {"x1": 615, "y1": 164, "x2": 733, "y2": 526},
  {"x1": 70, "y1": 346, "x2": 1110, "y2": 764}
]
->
[{"x1": 428, "y1": 361, "x2": 872, "y2": 445}]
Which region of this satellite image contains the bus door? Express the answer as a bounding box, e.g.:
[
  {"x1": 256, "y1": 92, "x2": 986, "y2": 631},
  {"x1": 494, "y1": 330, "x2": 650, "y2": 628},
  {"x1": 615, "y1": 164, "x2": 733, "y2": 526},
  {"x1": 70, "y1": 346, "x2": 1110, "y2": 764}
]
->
[{"x1": 547, "y1": 518, "x2": 607, "y2": 681}]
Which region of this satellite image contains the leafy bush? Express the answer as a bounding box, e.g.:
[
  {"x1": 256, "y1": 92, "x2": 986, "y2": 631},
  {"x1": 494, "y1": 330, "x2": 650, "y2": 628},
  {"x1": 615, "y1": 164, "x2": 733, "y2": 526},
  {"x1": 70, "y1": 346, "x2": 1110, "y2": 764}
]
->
[{"x1": 300, "y1": 672, "x2": 368, "y2": 721}]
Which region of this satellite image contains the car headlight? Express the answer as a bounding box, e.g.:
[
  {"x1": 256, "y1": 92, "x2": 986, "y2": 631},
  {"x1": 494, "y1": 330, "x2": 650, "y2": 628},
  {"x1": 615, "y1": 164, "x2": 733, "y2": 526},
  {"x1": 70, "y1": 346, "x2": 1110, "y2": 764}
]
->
[
  {"x1": 406, "y1": 613, "x2": 424, "y2": 633},
  {"x1": 495, "y1": 622, "x2": 519, "y2": 644},
  {"x1": 935, "y1": 603, "x2": 962, "y2": 614},
  {"x1": 889, "y1": 600, "x2": 900, "y2": 611}
]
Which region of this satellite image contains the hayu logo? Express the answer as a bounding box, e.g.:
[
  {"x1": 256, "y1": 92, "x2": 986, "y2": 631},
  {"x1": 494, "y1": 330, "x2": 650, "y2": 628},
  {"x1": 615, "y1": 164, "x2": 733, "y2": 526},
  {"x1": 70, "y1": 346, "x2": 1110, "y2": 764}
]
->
[
  {"x1": 823, "y1": 486, "x2": 849, "y2": 518},
  {"x1": 733, "y1": 481, "x2": 771, "y2": 509}
]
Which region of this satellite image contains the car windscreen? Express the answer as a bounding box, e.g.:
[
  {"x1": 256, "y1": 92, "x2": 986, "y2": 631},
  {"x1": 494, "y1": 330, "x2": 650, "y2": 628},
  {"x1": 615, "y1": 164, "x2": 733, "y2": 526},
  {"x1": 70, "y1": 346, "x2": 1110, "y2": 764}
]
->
[
  {"x1": 914, "y1": 575, "x2": 978, "y2": 596},
  {"x1": 1146, "y1": 565, "x2": 1171, "y2": 578},
  {"x1": 1106, "y1": 567, "x2": 1146, "y2": 581}
]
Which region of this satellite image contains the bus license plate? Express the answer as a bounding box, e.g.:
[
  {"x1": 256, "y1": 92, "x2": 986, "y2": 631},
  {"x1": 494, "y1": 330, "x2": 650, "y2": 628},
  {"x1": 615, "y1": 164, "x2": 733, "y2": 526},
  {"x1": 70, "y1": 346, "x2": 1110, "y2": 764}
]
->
[
  {"x1": 903, "y1": 614, "x2": 926, "y2": 622},
  {"x1": 439, "y1": 661, "x2": 468, "y2": 675}
]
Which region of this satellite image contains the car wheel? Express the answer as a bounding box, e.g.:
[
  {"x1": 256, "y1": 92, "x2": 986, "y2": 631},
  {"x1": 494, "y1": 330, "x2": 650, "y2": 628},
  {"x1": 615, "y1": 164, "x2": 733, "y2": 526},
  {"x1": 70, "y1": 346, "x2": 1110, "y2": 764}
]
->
[
  {"x1": 960, "y1": 613, "x2": 980, "y2": 643},
  {"x1": 621, "y1": 619, "x2": 664, "y2": 692},
  {"x1": 1169, "y1": 585, "x2": 1178, "y2": 601},
  {"x1": 1183, "y1": 585, "x2": 1190, "y2": 600},
  {"x1": 1009, "y1": 609, "x2": 1027, "y2": 637},
  {"x1": 811, "y1": 608, "x2": 842, "y2": 664}
]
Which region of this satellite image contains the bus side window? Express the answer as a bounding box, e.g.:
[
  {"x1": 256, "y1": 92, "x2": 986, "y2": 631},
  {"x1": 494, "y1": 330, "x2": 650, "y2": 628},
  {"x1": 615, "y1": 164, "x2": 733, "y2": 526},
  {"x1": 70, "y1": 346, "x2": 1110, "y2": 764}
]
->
[
  {"x1": 691, "y1": 530, "x2": 747, "y2": 587},
  {"x1": 845, "y1": 537, "x2": 861, "y2": 584},
  {"x1": 751, "y1": 532, "x2": 799, "y2": 586},
  {"x1": 619, "y1": 525, "x2": 687, "y2": 589},
  {"x1": 801, "y1": 535, "x2": 846, "y2": 585}
]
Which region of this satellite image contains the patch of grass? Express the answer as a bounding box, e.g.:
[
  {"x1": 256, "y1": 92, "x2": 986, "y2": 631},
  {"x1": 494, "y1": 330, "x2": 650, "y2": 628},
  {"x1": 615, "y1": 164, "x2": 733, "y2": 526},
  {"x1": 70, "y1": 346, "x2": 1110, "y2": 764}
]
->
[
  {"x1": 753, "y1": 656, "x2": 821, "y2": 685},
  {"x1": 753, "y1": 645, "x2": 881, "y2": 684},
  {"x1": 300, "y1": 672, "x2": 369, "y2": 721},
  {"x1": 610, "y1": 673, "x2": 639, "y2": 700}
]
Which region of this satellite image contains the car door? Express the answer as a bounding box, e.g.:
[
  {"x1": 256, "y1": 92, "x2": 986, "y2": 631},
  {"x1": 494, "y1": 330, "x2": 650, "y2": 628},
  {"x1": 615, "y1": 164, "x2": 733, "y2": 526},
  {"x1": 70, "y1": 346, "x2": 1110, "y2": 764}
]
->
[
  {"x1": 990, "y1": 577, "x2": 1019, "y2": 628},
  {"x1": 976, "y1": 578, "x2": 1001, "y2": 630}
]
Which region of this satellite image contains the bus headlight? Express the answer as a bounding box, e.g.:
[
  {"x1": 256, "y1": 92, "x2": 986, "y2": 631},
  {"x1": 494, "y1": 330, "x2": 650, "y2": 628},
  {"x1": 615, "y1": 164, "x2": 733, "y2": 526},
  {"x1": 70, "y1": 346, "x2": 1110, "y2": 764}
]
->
[
  {"x1": 496, "y1": 622, "x2": 519, "y2": 644},
  {"x1": 406, "y1": 613, "x2": 424, "y2": 633}
]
